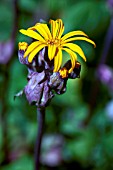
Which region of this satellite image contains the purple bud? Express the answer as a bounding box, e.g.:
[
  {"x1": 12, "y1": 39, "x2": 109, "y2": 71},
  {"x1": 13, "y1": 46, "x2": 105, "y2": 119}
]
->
[
  {"x1": 24, "y1": 71, "x2": 54, "y2": 107},
  {"x1": 48, "y1": 72, "x2": 67, "y2": 94},
  {"x1": 18, "y1": 50, "x2": 29, "y2": 65},
  {"x1": 38, "y1": 81, "x2": 54, "y2": 107},
  {"x1": 18, "y1": 42, "x2": 29, "y2": 65}
]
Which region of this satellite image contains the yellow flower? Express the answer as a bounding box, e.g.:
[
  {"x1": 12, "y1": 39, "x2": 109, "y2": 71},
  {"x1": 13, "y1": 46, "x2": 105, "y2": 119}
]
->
[
  {"x1": 18, "y1": 42, "x2": 28, "y2": 51},
  {"x1": 19, "y1": 19, "x2": 96, "y2": 73}
]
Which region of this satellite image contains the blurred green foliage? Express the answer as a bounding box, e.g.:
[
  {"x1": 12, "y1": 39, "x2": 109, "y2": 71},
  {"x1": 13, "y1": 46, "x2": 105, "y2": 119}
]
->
[{"x1": 0, "y1": 0, "x2": 113, "y2": 170}]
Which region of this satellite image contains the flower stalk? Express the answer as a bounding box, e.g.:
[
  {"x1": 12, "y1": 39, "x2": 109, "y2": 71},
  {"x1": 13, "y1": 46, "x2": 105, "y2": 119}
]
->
[{"x1": 35, "y1": 108, "x2": 45, "y2": 170}]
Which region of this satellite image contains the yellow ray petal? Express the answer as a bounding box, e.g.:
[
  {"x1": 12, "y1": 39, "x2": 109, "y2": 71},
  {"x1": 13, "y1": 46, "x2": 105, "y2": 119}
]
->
[
  {"x1": 28, "y1": 44, "x2": 46, "y2": 62},
  {"x1": 28, "y1": 24, "x2": 49, "y2": 40},
  {"x1": 49, "y1": 20, "x2": 58, "y2": 39},
  {"x1": 56, "y1": 19, "x2": 64, "y2": 38},
  {"x1": 53, "y1": 20, "x2": 58, "y2": 38},
  {"x1": 19, "y1": 29, "x2": 45, "y2": 42},
  {"x1": 62, "y1": 48, "x2": 77, "y2": 73},
  {"x1": 61, "y1": 31, "x2": 88, "y2": 41},
  {"x1": 53, "y1": 49, "x2": 62, "y2": 72},
  {"x1": 24, "y1": 41, "x2": 43, "y2": 58},
  {"x1": 28, "y1": 23, "x2": 52, "y2": 40},
  {"x1": 40, "y1": 24, "x2": 52, "y2": 39},
  {"x1": 63, "y1": 37, "x2": 96, "y2": 47},
  {"x1": 48, "y1": 45, "x2": 57, "y2": 61},
  {"x1": 62, "y1": 43, "x2": 86, "y2": 62}
]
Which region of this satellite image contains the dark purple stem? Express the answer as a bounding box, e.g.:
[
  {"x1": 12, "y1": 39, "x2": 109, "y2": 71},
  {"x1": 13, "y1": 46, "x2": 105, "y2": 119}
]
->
[
  {"x1": 35, "y1": 108, "x2": 45, "y2": 170},
  {"x1": 99, "y1": 18, "x2": 113, "y2": 64}
]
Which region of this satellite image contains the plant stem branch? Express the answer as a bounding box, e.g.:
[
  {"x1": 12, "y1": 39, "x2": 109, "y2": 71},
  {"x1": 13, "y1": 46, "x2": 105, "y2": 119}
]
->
[
  {"x1": 35, "y1": 108, "x2": 45, "y2": 170},
  {"x1": 99, "y1": 18, "x2": 113, "y2": 64}
]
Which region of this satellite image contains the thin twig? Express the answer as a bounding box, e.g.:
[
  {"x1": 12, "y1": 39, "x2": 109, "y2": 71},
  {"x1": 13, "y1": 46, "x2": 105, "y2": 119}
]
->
[
  {"x1": 99, "y1": 18, "x2": 113, "y2": 64},
  {"x1": 35, "y1": 108, "x2": 45, "y2": 170}
]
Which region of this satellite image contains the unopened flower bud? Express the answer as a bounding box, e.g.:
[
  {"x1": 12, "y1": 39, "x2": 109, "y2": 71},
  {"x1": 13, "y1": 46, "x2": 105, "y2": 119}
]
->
[
  {"x1": 24, "y1": 71, "x2": 54, "y2": 107},
  {"x1": 18, "y1": 42, "x2": 29, "y2": 65}
]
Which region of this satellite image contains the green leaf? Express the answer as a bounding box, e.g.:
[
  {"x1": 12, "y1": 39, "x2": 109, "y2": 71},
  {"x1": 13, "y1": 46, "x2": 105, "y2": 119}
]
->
[{"x1": 1, "y1": 155, "x2": 33, "y2": 170}]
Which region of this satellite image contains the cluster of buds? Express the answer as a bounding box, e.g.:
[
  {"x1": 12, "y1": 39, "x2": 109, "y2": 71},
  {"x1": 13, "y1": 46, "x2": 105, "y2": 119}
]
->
[
  {"x1": 16, "y1": 19, "x2": 96, "y2": 107},
  {"x1": 17, "y1": 43, "x2": 81, "y2": 108}
]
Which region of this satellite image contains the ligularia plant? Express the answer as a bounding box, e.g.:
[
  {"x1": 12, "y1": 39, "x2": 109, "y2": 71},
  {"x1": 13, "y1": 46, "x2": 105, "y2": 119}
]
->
[{"x1": 17, "y1": 19, "x2": 96, "y2": 170}]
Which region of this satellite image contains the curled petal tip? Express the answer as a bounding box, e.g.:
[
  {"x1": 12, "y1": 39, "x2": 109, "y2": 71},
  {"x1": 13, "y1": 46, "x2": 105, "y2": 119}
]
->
[
  {"x1": 84, "y1": 56, "x2": 87, "y2": 62},
  {"x1": 28, "y1": 57, "x2": 32, "y2": 63},
  {"x1": 23, "y1": 54, "x2": 26, "y2": 58},
  {"x1": 19, "y1": 29, "x2": 24, "y2": 33},
  {"x1": 91, "y1": 40, "x2": 96, "y2": 48}
]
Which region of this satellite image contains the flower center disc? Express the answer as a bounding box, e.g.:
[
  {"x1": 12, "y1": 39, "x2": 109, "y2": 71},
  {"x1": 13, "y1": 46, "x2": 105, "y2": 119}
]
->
[{"x1": 47, "y1": 39, "x2": 60, "y2": 47}]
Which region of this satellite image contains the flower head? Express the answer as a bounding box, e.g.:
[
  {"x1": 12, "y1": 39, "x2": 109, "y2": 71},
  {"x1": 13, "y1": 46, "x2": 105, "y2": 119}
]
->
[
  {"x1": 17, "y1": 19, "x2": 96, "y2": 107},
  {"x1": 19, "y1": 19, "x2": 96, "y2": 73}
]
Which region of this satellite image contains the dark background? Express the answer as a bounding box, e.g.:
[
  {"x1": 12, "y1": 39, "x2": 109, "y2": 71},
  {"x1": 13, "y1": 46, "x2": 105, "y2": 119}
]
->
[{"x1": 0, "y1": 0, "x2": 113, "y2": 169}]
